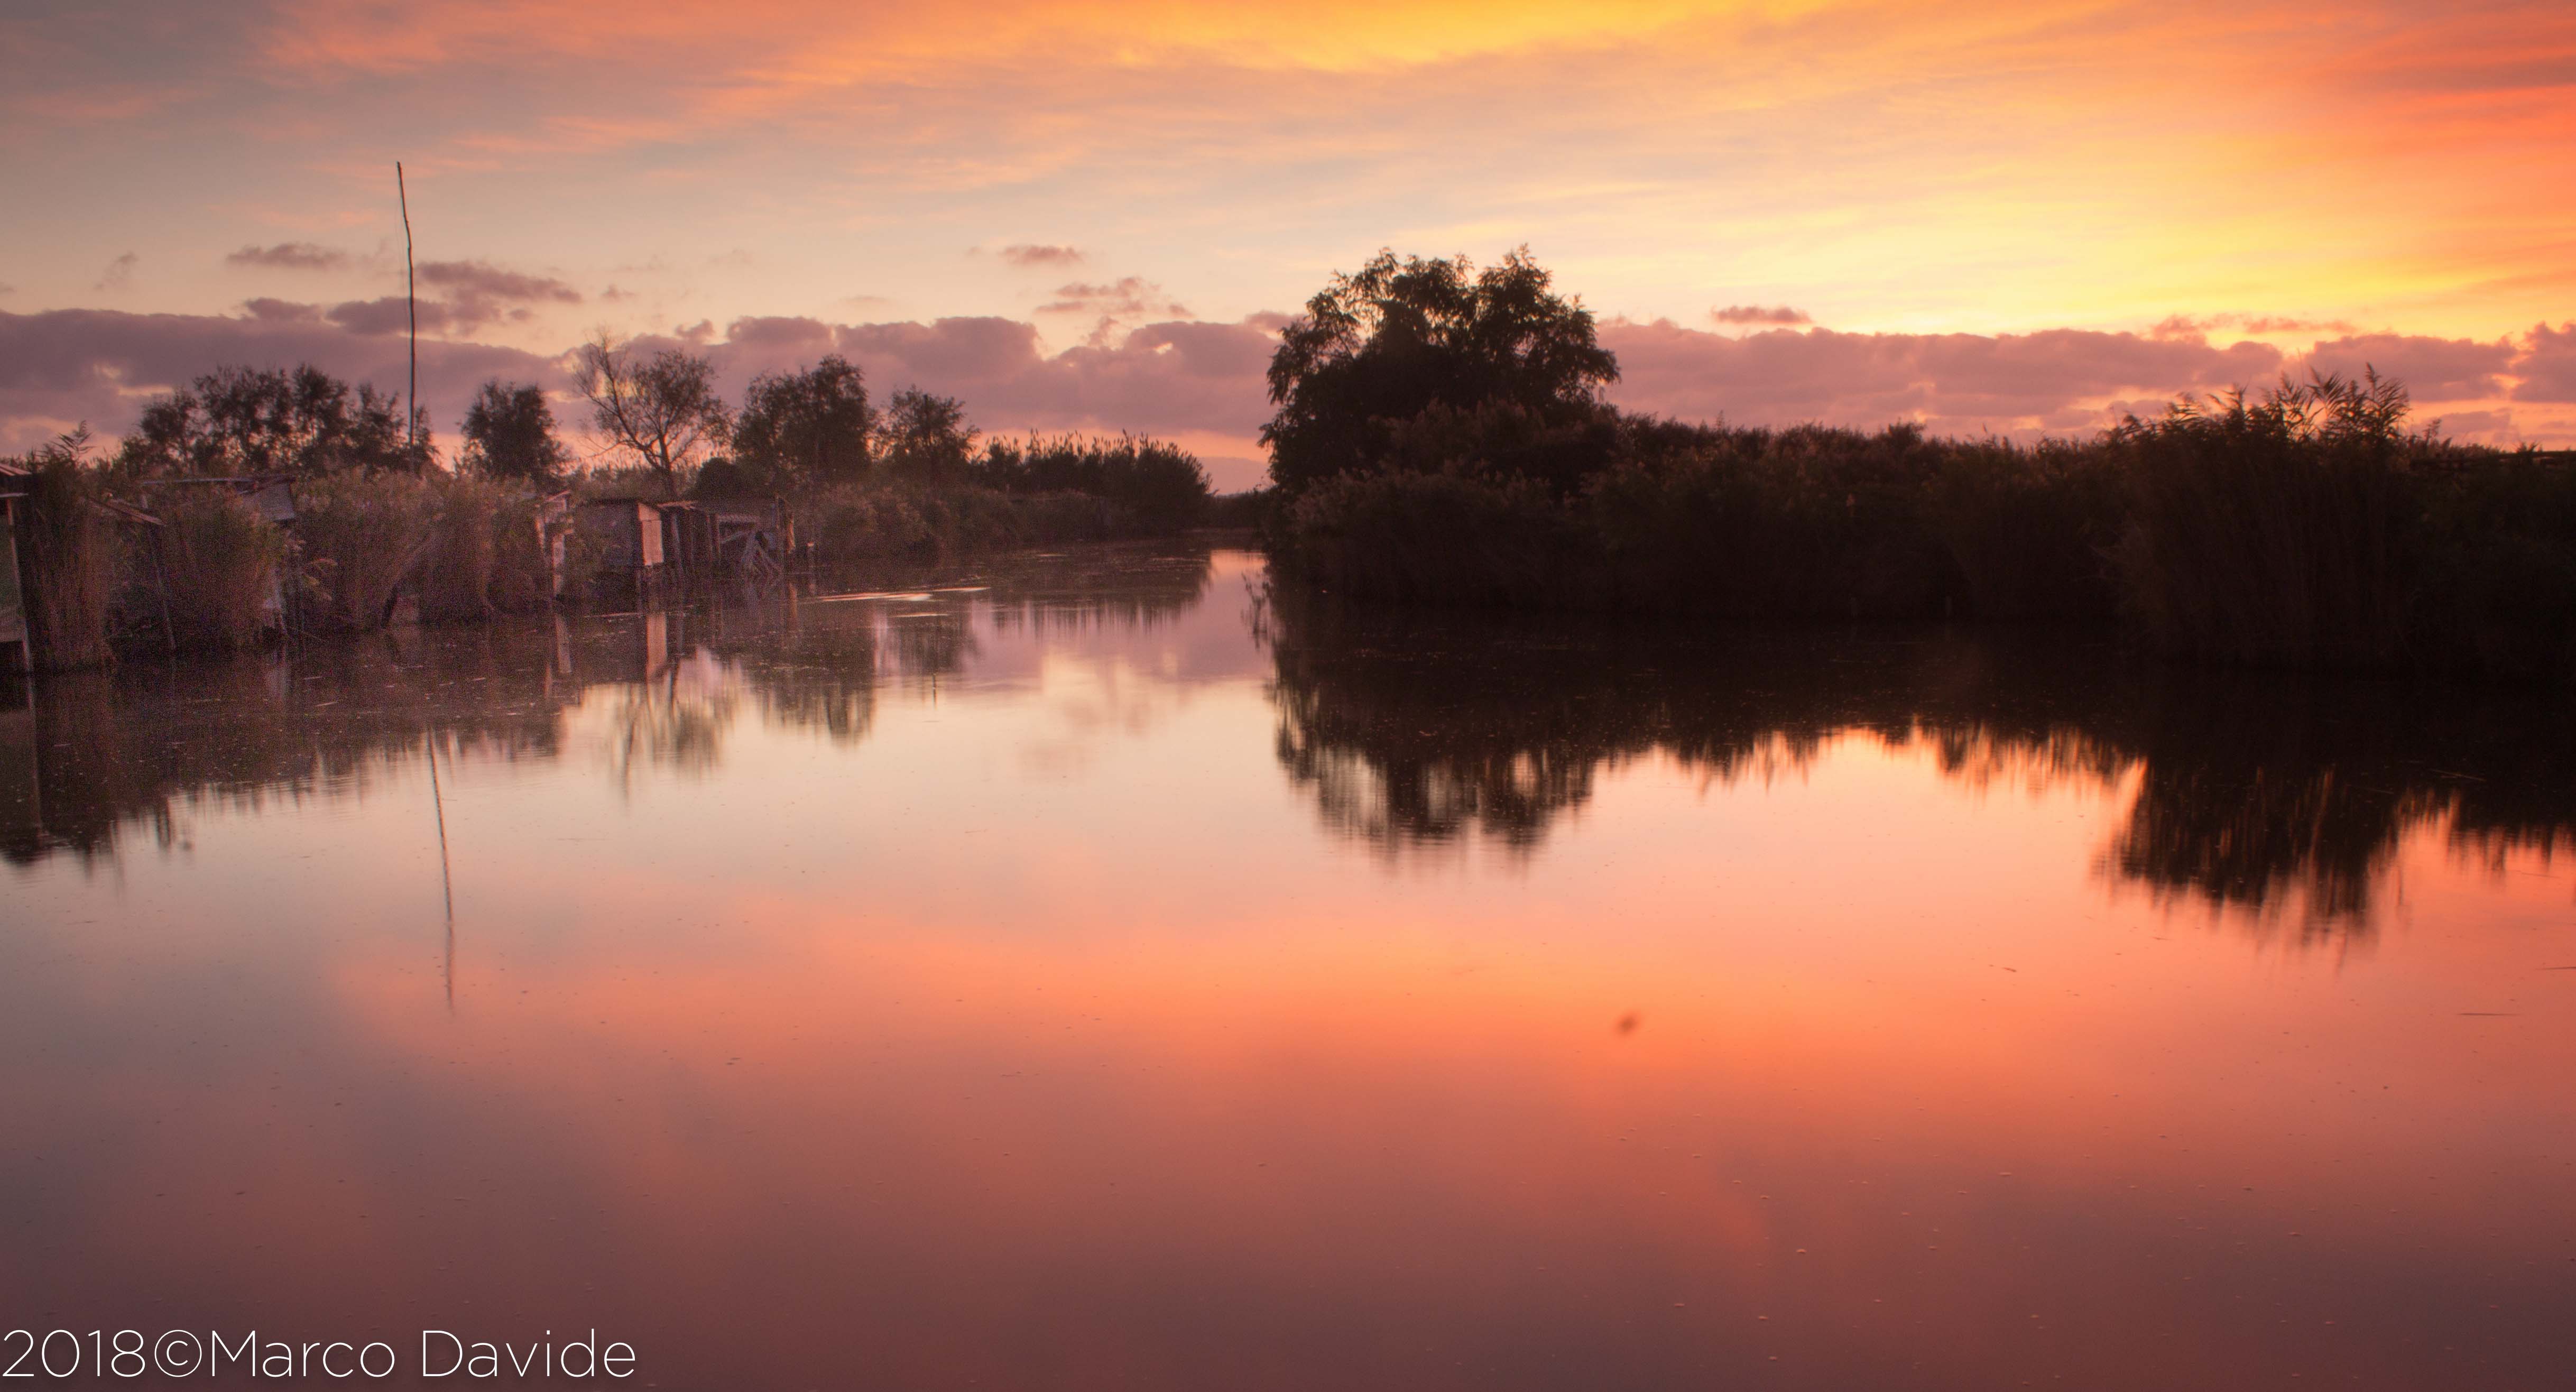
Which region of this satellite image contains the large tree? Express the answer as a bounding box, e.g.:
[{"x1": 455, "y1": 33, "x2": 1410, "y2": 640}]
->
[
  {"x1": 731, "y1": 355, "x2": 874, "y2": 492},
  {"x1": 573, "y1": 333, "x2": 728, "y2": 494},
  {"x1": 875, "y1": 388, "x2": 978, "y2": 484},
  {"x1": 1261, "y1": 248, "x2": 1619, "y2": 494},
  {"x1": 117, "y1": 364, "x2": 431, "y2": 478},
  {"x1": 459, "y1": 380, "x2": 569, "y2": 486}
]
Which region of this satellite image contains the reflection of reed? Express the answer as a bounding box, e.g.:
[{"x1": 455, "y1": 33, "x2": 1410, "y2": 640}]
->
[
  {"x1": 1263, "y1": 593, "x2": 2576, "y2": 939},
  {"x1": 3, "y1": 628, "x2": 571, "y2": 866},
  {"x1": 3, "y1": 543, "x2": 1226, "y2": 866}
]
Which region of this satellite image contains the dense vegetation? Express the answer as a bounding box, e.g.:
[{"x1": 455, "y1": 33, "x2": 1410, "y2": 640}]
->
[
  {"x1": 4, "y1": 348, "x2": 1215, "y2": 667},
  {"x1": 1263, "y1": 252, "x2": 2576, "y2": 683}
]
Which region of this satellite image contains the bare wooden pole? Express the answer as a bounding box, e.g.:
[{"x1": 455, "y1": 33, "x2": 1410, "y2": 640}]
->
[{"x1": 397, "y1": 161, "x2": 418, "y2": 449}]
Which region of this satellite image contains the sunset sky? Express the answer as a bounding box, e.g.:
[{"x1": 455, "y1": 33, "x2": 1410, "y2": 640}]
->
[{"x1": 5, "y1": 0, "x2": 2574, "y2": 484}]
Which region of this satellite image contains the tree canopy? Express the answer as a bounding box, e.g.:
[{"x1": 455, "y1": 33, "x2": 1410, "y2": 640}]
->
[
  {"x1": 460, "y1": 380, "x2": 569, "y2": 486},
  {"x1": 574, "y1": 333, "x2": 729, "y2": 494},
  {"x1": 116, "y1": 364, "x2": 432, "y2": 478},
  {"x1": 731, "y1": 355, "x2": 874, "y2": 492},
  {"x1": 875, "y1": 388, "x2": 978, "y2": 484},
  {"x1": 1262, "y1": 248, "x2": 1619, "y2": 494}
]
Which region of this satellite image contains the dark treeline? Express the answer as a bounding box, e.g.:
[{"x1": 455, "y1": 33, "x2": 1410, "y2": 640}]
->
[
  {"x1": 4, "y1": 346, "x2": 1220, "y2": 668},
  {"x1": 1, "y1": 546, "x2": 1214, "y2": 865},
  {"x1": 1260, "y1": 250, "x2": 2576, "y2": 683},
  {"x1": 1261, "y1": 591, "x2": 2576, "y2": 940}
]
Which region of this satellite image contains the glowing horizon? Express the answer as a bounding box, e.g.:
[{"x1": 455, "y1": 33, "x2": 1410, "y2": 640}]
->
[{"x1": 5, "y1": 0, "x2": 2574, "y2": 476}]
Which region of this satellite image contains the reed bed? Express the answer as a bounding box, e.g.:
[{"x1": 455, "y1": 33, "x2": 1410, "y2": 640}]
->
[
  {"x1": 1270, "y1": 376, "x2": 2576, "y2": 683},
  {"x1": 158, "y1": 488, "x2": 285, "y2": 651},
  {"x1": 296, "y1": 472, "x2": 436, "y2": 632},
  {"x1": 13, "y1": 442, "x2": 121, "y2": 669}
]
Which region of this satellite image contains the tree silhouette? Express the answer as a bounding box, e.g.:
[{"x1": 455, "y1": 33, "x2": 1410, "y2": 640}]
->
[
  {"x1": 732, "y1": 355, "x2": 874, "y2": 492},
  {"x1": 117, "y1": 364, "x2": 431, "y2": 477},
  {"x1": 573, "y1": 333, "x2": 728, "y2": 494},
  {"x1": 1262, "y1": 247, "x2": 1618, "y2": 495},
  {"x1": 876, "y1": 388, "x2": 977, "y2": 484},
  {"x1": 460, "y1": 380, "x2": 569, "y2": 486}
]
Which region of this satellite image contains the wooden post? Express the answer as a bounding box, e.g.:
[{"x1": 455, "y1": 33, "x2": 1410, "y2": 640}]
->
[{"x1": 397, "y1": 162, "x2": 418, "y2": 451}]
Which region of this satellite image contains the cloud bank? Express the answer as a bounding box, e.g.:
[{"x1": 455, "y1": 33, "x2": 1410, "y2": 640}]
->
[{"x1": 5, "y1": 309, "x2": 2569, "y2": 482}]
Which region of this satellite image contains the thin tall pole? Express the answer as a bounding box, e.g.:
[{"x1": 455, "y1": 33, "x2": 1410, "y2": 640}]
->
[{"x1": 397, "y1": 161, "x2": 417, "y2": 450}]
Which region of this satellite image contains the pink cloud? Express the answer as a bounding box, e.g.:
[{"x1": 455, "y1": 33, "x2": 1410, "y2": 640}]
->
[
  {"x1": 2298, "y1": 332, "x2": 2516, "y2": 400},
  {"x1": 0, "y1": 307, "x2": 557, "y2": 451},
  {"x1": 1601, "y1": 320, "x2": 2288, "y2": 434},
  {"x1": 2509, "y1": 322, "x2": 2576, "y2": 402},
  {"x1": 995, "y1": 244, "x2": 1085, "y2": 268},
  {"x1": 1036, "y1": 278, "x2": 1192, "y2": 320},
  {"x1": 9, "y1": 307, "x2": 2572, "y2": 463},
  {"x1": 1712, "y1": 305, "x2": 1811, "y2": 326},
  {"x1": 226, "y1": 242, "x2": 351, "y2": 272}
]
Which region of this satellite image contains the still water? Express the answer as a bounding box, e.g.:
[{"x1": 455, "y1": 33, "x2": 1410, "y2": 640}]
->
[{"x1": 5, "y1": 544, "x2": 2572, "y2": 1389}]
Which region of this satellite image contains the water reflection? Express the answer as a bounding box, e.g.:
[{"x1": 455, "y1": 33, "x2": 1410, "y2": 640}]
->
[
  {"x1": 1263, "y1": 594, "x2": 2576, "y2": 936},
  {"x1": 6, "y1": 545, "x2": 2573, "y2": 1392},
  {"x1": 2, "y1": 546, "x2": 1218, "y2": 862}
]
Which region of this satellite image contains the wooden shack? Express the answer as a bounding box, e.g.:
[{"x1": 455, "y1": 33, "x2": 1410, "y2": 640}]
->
[{"x1": 573, "y1": 497, "x2": 672, "y2": 606}]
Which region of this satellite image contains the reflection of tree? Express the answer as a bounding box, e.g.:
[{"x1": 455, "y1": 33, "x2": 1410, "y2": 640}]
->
[
  {"x1": 1263, "y1": 592, "x2": 2576, "y2": 938},
  {"x1": 4, "y1": 543, "x2": 1227, "y2": 865},
  {"x1": 981, "y1": 547, "x2": 1213, "y2": 638},
  {"x1": 3, "y1": 625, "x2": 571, "y2": 867}
]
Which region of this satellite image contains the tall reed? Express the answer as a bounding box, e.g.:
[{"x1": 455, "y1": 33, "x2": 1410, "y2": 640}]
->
[
  {"x1": 13, "y1": 434, "x2": 119, "y2": 669},
  {"x1": 416, "y1": 476, "x2": 504, "y2": 624},
  {"x1": 158, "y1": 488, "x2": 285, "y2": 651},
  {"x1": 296, "y1": 472, "x2": 435, "y2": 631}
]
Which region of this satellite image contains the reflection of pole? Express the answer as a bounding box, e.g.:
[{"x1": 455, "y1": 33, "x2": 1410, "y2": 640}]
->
[{"x1": 427, "y1": 725, "x2": 456, "y2": 1012}]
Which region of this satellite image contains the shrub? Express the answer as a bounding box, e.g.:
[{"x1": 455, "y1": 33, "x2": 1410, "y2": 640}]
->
[
  {"x1": 974, "y1": 432, "x2": 1213, "y2": 532},
  {"x1": 1280, "y1": 470, "x2": 1591, "y2": 608},
  {"x1": 806, "y1": 482, "x2": 1027, "y2": 563}
]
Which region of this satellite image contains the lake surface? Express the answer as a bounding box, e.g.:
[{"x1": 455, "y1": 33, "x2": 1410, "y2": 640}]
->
[{"x1": 5, "y1": 543, "x2": 2572, "y2": 1390}]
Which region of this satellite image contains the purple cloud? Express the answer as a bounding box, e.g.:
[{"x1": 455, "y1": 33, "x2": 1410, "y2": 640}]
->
[
  {"x1": 996, "y1": 244, "x2": 1085, "y2": 268},
  {"x1": 2509, "y1": 322, "x2": 2576, "y2": 403},
  {"x1": 1712, "y1": 305, "x2": 1812, "y2": 326},
  {"x1": 2300, "y1": 333, "x2": 2516, "y2": 400},
  {"x1": 1037, "y1": 278, "x2": 1191, "y2": 319},
  {"x1": 226, "y1": 243, "x2": 350, "y2": 272}
]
